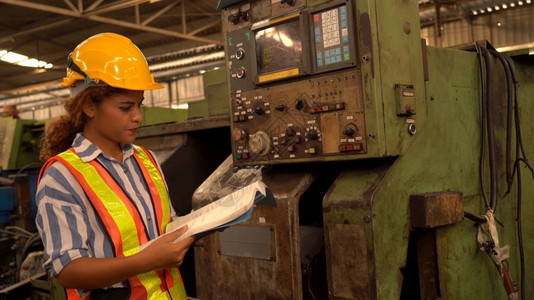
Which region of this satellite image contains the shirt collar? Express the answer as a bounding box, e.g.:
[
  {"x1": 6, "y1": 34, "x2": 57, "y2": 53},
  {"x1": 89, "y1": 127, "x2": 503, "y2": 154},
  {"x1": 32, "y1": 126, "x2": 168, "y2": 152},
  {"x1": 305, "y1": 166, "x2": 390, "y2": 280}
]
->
[{"x1": 71, "y1": 133, "x2": 135, "y2": 163}]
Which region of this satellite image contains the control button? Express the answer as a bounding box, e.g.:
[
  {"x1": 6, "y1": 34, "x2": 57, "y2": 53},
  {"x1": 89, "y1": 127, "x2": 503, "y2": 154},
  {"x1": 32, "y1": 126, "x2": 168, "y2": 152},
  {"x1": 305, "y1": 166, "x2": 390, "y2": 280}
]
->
[
  {"x1": 236, "y1": 48, "x2": 245, "y2": 60},
  {"x1": 287, "y1": 145, "x2": 295, "y2": 153},
  {"x1": 242, "y1": 152, "x2": 249, "y2": 159},
  {"x1": 339, "y1": 143, "x2": 363, "y2": 152},
  {"x1": 308, "y1": 147, "x2": 316, "y2": 154},
  {"x1": 236, "y1": 68, "x2": 246, "y2": 78},
  {"x1": 232, "y1": 128, "x2": 246, "y2": 141},
  {"x1": 235, "y1": 99, "x2": 243, "y2": 106},
  {"x1": 235, "y1": 153, "x2": 242, "y2": 160}
]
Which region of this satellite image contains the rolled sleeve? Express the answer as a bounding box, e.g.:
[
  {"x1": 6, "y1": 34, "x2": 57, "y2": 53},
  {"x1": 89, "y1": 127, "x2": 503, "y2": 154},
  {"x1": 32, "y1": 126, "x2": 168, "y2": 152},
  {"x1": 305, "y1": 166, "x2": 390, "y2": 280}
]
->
[{"x1": 36, "y1": 164, "x2": 93, "y2": 277}]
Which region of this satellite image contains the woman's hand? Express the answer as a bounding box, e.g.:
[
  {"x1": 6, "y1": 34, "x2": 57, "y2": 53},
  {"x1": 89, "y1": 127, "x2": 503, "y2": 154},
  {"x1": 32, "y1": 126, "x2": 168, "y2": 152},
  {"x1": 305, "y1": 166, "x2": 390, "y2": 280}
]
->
[
  {"x1": 57, "y1": 225, "x2": 195, "y2": 289},
  {"x1": 136, "y1": 225, "x2": 195, "y2": 271}
]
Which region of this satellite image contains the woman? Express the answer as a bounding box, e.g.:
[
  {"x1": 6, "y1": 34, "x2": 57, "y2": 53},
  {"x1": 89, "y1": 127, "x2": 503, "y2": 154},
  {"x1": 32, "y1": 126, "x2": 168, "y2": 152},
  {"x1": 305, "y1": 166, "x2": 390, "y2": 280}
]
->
[{"x1": 36, "y1": 33, "x2": 194, "y2": 299}]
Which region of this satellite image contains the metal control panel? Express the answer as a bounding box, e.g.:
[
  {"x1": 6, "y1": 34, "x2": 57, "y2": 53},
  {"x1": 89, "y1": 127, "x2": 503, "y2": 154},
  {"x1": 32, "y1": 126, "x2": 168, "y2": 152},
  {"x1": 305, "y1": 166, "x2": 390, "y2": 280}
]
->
[
  {"x1": 231, "y1": 68, "x2": 365, "y2": 162},
  {"x1": 224, "y1": 0, "x2": 368, "y2": 167}
]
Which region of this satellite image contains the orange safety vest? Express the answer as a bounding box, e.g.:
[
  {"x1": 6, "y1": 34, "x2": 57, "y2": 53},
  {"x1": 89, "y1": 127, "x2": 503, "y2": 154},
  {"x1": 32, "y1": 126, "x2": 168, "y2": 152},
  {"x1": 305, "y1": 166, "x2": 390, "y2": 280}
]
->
[{"x1": 39, "y1": 145, "x2": 186, "y2": 300}]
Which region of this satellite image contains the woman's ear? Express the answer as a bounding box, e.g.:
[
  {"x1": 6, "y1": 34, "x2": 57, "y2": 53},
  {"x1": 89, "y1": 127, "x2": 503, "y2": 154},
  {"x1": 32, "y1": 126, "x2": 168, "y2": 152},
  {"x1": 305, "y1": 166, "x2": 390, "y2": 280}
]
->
[{"x1": 82, "y1": 101, "x2": 96, "y2": 118}]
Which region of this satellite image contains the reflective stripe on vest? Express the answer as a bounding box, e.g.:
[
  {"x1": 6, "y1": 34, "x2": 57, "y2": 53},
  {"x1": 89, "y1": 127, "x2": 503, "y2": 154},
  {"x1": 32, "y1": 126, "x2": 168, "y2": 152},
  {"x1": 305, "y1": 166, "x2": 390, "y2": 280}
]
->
[{"x1": 40, "y1": 147, "x2": 186, "y2": 300}]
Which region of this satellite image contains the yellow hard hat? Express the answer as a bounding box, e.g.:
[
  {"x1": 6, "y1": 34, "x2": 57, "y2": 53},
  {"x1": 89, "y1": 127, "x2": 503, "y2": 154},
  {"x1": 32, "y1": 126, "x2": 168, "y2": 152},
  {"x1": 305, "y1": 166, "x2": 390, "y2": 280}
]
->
[{"x1": 62, "y1": 32, "x2": 163, "y2": 90}]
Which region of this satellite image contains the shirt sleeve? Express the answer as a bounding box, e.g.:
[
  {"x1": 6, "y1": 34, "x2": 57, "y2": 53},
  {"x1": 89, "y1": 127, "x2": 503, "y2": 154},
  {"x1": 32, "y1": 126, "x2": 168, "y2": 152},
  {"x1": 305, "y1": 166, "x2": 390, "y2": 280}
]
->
[{"x1": 35, "y1": 161, "x2": 92, "y2": 277}]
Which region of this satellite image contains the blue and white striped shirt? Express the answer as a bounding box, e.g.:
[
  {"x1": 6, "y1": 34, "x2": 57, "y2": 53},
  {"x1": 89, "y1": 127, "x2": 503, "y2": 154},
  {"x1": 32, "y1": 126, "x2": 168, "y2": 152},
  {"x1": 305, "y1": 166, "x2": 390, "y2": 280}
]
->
[{"x1": 35, "y1": 133, "x2": 176, "y2": 293}]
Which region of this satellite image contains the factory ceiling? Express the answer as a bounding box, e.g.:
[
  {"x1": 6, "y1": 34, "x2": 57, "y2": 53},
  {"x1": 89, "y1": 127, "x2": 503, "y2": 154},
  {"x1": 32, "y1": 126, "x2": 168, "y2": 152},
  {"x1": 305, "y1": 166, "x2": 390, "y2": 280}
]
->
[{"x1": 0, "y1": 0, "x2": 529, "y2": 101}]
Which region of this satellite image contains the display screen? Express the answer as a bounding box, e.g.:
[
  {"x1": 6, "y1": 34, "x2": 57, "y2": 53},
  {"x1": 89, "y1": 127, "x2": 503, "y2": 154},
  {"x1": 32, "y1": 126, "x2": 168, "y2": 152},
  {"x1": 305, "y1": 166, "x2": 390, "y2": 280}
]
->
[
  {"x1": 255, "y1": 20, "x2": 303, "y2": 75},
  {"x1": 312, "y1": 4, "x2": 351, "y2": 68}
]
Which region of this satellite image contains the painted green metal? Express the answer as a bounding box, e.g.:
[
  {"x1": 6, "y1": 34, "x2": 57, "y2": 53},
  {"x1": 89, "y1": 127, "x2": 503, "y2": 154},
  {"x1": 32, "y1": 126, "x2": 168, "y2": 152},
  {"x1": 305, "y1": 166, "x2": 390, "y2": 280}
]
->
[
  {"x1": 140, "y1": 106, "x2": 188, "y2": 127},
  {"x1": 323, "y1": 45, "x2": 534, "y2": 299},
  {"x1": 0, "y1": 117, "x2": 43, "y2": 170},
  {"x1": 188, "y1": 67, "x2": 229, "y2": 119}
]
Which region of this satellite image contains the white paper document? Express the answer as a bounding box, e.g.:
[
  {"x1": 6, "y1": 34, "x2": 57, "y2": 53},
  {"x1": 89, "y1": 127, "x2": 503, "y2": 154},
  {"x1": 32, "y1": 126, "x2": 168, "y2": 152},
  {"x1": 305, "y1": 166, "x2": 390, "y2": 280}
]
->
[{"x1": 138, "y1": 180, "x2": 269, "y2": 252}]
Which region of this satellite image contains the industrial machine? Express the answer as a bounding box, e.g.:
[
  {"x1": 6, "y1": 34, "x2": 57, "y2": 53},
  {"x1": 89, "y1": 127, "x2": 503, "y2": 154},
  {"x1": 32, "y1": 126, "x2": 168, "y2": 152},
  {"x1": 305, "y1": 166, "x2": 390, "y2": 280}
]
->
[{"x1": 190, "y1": 0, "x2": 534, "y2": 299}]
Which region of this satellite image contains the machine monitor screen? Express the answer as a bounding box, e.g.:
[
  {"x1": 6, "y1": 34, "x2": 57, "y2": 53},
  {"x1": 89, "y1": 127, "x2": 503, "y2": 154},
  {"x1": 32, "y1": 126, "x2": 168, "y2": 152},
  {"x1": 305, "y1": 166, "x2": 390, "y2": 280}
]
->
[{"x1": 254, "y1": 19, "x2": 303, "y2": 76}]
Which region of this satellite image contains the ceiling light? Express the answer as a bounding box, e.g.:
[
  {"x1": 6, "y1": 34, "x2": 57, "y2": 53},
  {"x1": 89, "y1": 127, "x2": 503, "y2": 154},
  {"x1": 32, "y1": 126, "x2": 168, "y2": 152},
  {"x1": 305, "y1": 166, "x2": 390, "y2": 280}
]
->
[
  {"x1": 473, "y1": 10, "x2": 479, "y2": 15},
  {"x1": 510, "y1": 2, "x2": 516, "y2": 7},
  {"x1": 527, "y1": 0, "x2": 531, "y2": 4},
  {"x1": 0, "y1": 49, "x2": 53, "y2": 69},
  {"x1": 503, "y1": 3, "x2": 508, "y2": 8},
  {"x1": 518, "y1": 1, "x2": 523, "y2": 5},
  {"x1": 480, "y1": 8, "x2": 486, "y2": 13},
  {"x1": 17, "y1": 59, "x2": 53, "y2": 69},
  {"x1": 495, "y1": 5, "x2": 500, "y2": 10},
  {"x1": 1, "y1": 52, "x2": 28, "y2": 63},
  {"x1": 487, "y1": 7, "x2": 493, "y2": 12},
  {"x1": 497, "y1": 22, "x2": 503, "y2": 26}
]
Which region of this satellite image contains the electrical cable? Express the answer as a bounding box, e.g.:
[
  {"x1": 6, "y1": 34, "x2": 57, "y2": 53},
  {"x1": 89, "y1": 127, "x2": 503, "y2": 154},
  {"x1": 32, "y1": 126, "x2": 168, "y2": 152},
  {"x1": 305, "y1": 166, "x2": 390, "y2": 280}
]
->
[
  {"x1": 505, "y1": 53, "x2": 528, "y2": 300},
  {"x1": 479, "y1": 46, "x2": 498, "y2": 213},
  {"x1": 514, "y1": 159, "x2": 525, "y2": 300},
  {"x1": 489, "y1": 50, "x2": 514, "y2": 193},
  {"x1": 474, "y1": 43, "x2": 490, "y2": 209},
  {"x1": 490, "y1": 51, "x2": 529, "y2": 300}
]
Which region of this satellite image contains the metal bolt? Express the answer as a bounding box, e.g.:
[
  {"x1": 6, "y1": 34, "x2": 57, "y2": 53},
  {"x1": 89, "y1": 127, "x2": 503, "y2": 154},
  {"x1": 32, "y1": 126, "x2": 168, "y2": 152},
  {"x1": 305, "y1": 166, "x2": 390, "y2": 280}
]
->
[
  {"x1": 362, "y1": 55, "x2": 369, "y2": 62},
  {"x1": 403, "y1": 21, "x2": 411, "y2": 34},
  {"x1": 408, "y1": 123, "x2": 417, "y2": 135},
  {"x1": 368, "y1": 133, "x2": 375, "y2": 139},
  {"x1": 364, "y1": 215, "x2": 372, "y2": 223}
]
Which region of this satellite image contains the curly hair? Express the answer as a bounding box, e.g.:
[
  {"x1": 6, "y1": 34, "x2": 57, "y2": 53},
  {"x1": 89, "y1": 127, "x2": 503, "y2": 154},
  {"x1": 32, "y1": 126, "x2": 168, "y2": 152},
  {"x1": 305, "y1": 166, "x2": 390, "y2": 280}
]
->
[{"x1": 39, "y1": 85, "x2": 121, "y2": 161}]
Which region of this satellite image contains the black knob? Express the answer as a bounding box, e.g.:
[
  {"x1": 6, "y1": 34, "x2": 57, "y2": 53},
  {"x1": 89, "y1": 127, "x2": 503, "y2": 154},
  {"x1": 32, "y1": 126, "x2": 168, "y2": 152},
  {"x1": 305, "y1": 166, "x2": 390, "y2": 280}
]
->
[
  {"x1": 254, "y1": 107, "x2": 265, "y2": 115},
  {"x1": 241, "y1": 11, "x2": 249, "y2": 21},
  {"x1": 295, "y1": 99, "x2": 304, "y2": 110},
  {"x1": 228, "y1": 14, "x2": 239, "y2": 24},
  {"x1": 343, "y1": 127, "x2": 355, "y2": 136},
  {"x1": 286, "y1": 127, "x2": 296, "y2": 136},
  {"x1": 275, "y1": 104, "x2": 286, "y2": 111},
  {"x1": 306, "y1": 130, "x2": 318, "y2": 140}
]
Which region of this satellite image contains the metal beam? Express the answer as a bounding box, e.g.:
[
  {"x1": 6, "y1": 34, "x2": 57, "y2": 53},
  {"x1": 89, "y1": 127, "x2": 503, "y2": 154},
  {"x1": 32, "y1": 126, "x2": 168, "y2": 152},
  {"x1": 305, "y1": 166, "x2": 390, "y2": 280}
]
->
[
  {"x1": 0, "y1": 0, "x2": 223, "y2": 45},
  {"x1": 0, "y1": 19, "x2": 73, "y2": 44},
  {"x1": 188, "y1": 20, "x2": 220, "y2": 36},
  {"x1": 142, "y1": 1, "x2": 180, "y2": 26},
  {"x1": 62, "y1": 0, "x2": 78, "y2": 13},
  {"x1": 86, "y1": 0, "x2": 104, "y2": 12}
]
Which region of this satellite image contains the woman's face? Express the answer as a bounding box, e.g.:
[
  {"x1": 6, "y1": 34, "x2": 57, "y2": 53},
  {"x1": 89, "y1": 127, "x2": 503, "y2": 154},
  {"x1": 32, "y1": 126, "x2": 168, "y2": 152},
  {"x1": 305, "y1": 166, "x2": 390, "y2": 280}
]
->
[{"x1": 84, "y1": 89, "x2": 145, "y2": 148}]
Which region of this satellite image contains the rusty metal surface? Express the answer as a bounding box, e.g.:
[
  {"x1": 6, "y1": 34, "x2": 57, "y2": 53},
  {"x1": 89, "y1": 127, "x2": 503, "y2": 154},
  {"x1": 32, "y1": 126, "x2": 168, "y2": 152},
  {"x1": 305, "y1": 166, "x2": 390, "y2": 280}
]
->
[
  {"x1": 416, "y1": 229, "x2": 441, "y2": 300},
  {"x1": 410, "y1": 191, "x2": 464, "y2": 229},
  {"x1": 327, "y1": 224, "x2": 370, "y2": 299},
  {"x1": 194, "y1": 166, "x2": 316, "y2": 299}
]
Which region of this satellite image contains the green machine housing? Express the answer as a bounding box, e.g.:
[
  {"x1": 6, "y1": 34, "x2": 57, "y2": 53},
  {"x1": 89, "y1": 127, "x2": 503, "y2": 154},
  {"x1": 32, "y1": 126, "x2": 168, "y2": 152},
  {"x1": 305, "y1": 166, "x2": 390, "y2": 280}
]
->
[{"x1": 190, "y1": 0, "x2": 534, "y2": 299}]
